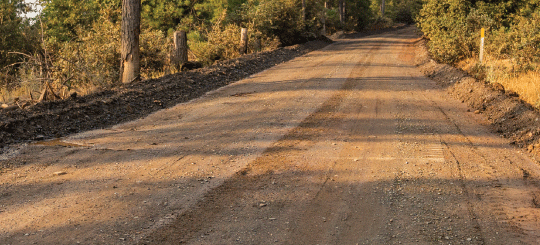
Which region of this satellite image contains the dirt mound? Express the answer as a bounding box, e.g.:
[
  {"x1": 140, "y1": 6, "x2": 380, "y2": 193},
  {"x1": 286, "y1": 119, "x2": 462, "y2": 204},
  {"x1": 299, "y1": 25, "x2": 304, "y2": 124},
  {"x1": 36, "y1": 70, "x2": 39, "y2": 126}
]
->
[
  {"x1": 416, "y1": 38, "x2": 540, "y2": 156},
  {"x1": 0, "y1": 40, "x2": 332, "y2": 153}
]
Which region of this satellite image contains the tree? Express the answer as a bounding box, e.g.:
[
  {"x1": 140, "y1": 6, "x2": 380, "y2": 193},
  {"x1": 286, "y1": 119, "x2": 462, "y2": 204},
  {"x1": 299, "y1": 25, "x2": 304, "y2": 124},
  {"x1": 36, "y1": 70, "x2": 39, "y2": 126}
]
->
[
  {"x1": 0, "y1": 0, "x2": 35, "y2": 68},
  {"x1": 120, "y1": 0, "x2": 140, "y2": 83}
]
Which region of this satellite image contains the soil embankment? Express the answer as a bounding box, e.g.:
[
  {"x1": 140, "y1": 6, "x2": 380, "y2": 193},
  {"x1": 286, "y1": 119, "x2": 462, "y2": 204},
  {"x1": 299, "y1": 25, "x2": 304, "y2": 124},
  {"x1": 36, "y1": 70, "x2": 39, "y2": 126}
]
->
[
  {"x1": 0, "y1": 39, "x2": 332, "y2": 152},
  {"x1": 416, "y1": 38, "x2": 540, "y2": 158}
]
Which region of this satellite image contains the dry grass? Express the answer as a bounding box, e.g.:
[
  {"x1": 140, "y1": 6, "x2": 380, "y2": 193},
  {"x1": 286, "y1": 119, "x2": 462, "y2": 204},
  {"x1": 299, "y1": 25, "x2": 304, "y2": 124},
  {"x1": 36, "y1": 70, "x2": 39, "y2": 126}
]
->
[
  {"x1": 498, "y1": 71, "x2": 540, "y2": 107},
  {"x1": 457, "y1": 56, "x2": 540, "y2": 108}
]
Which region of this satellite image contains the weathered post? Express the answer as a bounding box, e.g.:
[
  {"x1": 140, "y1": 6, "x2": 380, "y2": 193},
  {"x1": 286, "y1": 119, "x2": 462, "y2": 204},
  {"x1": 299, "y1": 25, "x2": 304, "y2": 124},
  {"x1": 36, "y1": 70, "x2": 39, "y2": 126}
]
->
[
  {"x1": 479, "y1": 28, "x2": 485, "y2": 64},
  {"x1": 173, "y1": 30, "x2": 188, "y2": 69},
  {"x1": 120, "y1": 0, "x2": 141, "y2": 83},
  {"x1": 321, "y1": 1, "x2": 327, "y2": 36},
  {"x1": 240, "y1": 28, "x2": 248, "y2": 54}
]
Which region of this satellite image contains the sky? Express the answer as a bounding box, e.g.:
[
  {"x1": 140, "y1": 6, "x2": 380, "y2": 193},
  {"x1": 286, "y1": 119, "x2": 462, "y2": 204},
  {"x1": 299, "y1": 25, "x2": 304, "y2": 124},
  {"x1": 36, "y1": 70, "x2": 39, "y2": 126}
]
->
[{"x1": 24, "y1": 0, "x2": 42, "y2": 19}]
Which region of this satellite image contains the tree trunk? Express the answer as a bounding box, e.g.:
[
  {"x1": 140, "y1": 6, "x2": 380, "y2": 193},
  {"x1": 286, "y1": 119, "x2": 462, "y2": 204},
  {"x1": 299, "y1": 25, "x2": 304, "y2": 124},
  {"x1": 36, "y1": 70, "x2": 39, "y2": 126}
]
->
[
  {"x1": 240, "y1": 28, "x2": 248, "y2": 54},
  {"x1": 120, "y1": 0, "x2": 141, "y2": 84},
  {"x1": 173, "y1": 30, "x2": 188, "y2": 70},
  {"x1": 380, "y1": 0, "x2": 385, "y2": 17},
  {"x1": 302, "y1": 0, "x2": 306, "y2": 22},
  {"x1": 321, "y1": 1, "x2": 327, "y2": 36},
  {"x1": 339, "y1": 0, "x2": 344, "y2": 25}
]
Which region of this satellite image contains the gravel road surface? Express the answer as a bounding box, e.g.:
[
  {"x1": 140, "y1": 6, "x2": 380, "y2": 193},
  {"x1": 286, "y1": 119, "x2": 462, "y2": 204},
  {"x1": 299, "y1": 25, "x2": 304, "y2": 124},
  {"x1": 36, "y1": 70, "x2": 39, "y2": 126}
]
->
[{"x1": 2, "y1": 26, "x2": 540, "y2": 244}]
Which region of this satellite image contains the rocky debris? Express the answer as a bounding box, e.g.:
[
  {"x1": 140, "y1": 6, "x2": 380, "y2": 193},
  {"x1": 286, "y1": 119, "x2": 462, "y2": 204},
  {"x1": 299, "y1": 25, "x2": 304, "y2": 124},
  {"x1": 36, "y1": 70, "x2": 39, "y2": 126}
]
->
[
  {"x1": 415, "y1": 37, "x2": 540, "y2": 157},
  {"x1": 0, "y1": 39, "x2": 332, "y2": 154}
]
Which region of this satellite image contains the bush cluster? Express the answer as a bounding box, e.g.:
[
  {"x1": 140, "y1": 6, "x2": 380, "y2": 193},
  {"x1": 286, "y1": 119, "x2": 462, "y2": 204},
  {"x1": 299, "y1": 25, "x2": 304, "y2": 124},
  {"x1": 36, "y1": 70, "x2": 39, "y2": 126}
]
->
[
  {"x1": 417, "y1": 0, "x2": 540, "y2": 72},
  {"x1": 2, "y1": 0, "x2": 398, "y2": 102}
]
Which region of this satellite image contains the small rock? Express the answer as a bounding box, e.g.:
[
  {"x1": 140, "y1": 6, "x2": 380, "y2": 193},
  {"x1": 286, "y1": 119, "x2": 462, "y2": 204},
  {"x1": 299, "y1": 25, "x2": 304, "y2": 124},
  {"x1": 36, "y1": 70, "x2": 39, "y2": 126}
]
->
[
  {"x1": 1, "y1": 104, "x2": 18, "y2": 111},
  {"x1": 467, "y1": 238, "x2": 472, "y2": 241},
  {"x1": 259, "y1": 203, "x2": 267, "y2": 207},
  {"x1": 53, "y1": 171, "x2": 67, "y2": 176},
  {"x1": 474, "y1": 110, "x2": 480, "y2": 114},
  {"x1": 268, "y1": 218, "x2": 277, "y2": 220}
]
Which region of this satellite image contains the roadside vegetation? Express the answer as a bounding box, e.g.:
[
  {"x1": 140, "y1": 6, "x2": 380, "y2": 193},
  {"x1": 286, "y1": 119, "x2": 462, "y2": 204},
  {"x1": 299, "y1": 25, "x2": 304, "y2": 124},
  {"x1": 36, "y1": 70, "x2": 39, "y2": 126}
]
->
[
  {"x1": 417, "y1": 0, "x2": 540, "y2": 107},
  {"x1": 0, "y1": 0, "x2": 420, "y2": 105}
]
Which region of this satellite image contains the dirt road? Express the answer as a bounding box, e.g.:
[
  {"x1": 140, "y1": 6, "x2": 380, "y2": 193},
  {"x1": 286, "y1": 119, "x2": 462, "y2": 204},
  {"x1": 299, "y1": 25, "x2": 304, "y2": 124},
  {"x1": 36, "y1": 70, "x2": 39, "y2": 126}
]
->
[{"x1": 2, "y1": 26, "x2": 540, "y2": 244}]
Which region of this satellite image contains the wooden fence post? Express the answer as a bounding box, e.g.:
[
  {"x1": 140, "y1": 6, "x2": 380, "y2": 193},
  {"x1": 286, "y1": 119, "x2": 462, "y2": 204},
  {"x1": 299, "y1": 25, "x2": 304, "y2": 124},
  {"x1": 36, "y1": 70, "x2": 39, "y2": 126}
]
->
[
  {"x1": 173, "y1": 30, "x2": 188, "y2": 70},
  {"x1": 321, "y1": 2, "x2": 327, "y2": 36},
  {"x1": 240, "y1": 28, "x2": 248, "y2": 54}
]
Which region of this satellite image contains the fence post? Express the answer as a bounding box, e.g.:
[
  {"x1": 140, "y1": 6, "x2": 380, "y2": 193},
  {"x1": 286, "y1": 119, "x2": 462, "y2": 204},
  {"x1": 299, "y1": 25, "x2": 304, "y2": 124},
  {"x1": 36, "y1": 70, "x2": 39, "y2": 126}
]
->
[
  {"x1": 321, "y1": 2, "x2": 327, "y2": 36},
  {"x1": 240, "y1": 28, "x2": 248, "y2": 54},
  {"x1": 173, "y1": 30, "x2": 188, "y2": 69},
  {"x1": 479, "y1": 28, "x2": 485, "y2": 64}
]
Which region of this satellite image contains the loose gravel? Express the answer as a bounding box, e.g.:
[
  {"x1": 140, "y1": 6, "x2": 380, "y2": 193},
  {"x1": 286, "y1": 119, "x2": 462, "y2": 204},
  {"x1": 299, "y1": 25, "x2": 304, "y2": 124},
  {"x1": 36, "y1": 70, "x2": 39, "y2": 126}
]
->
[{"x1": 0, "y1": 39, "x2": 332, "y2": 153}]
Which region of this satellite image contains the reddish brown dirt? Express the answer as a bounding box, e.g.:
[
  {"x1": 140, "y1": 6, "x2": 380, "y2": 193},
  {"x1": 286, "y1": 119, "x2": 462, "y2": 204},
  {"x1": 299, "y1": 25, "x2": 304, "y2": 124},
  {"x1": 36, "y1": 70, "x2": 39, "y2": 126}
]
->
[
  {"x1": 0, "y1": 39, "x2": 332, "y2": 151},
  {"x1": 416, "y1": 38, "x2": 540, "y2": 157},
  {"x1": 3, "y1": 26, "x2": 540, "y2": 245}
]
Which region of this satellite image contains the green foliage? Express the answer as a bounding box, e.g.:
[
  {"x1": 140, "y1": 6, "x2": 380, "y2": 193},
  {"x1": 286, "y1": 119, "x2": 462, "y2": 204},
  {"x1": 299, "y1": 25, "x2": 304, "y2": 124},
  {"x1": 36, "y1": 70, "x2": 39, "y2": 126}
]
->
[
  {"x1": 40, "y1": 0, "x2": 116, "y2": 42},
  {"x1": 3, "y1": 0, "x2": 381, "y2": 101},
  {"x1": 0, "y1": 0, "x2": 38, "y2": 68},
  {"x1": 418, "y1": 0, "x2": 540, "y2": 69},
  {"x1": 54, "y1": 11, "x2": 170, "y2": 91},
  {"x1": 417, "y1": 0, "x2": 495, "y2": 63},
  {"x1": 488, "y1": 10, "x2": 540, "y2": 71},
  {"x1": 391, "y1": 0, "x2": 424, "y2": 24},
  {"x1": 0, "y1": 0, "x2": 41, "y2": 95}
]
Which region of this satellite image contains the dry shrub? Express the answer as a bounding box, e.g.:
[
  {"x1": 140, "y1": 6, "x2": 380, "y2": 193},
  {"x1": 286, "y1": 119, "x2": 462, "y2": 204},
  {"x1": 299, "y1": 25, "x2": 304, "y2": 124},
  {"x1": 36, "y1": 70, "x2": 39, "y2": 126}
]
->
[
  {"x1": 54, "y1": 16, "x2": 170, "y2": 94},
  {"x1": 140, "y1": 28, "x2": 170, "y2": 79},
  {"x1": 458, "y1": 56, "x2": 540, "y2": 108},
  {"x1": 498, "y1": 72, "x2": 540, "y2": 107},
  {"x1": 54, "y1": 17, "x2": 121, "y2": 94},
  {"x1": 190, "y1": 23, "x2": 242, "y2": 66}
]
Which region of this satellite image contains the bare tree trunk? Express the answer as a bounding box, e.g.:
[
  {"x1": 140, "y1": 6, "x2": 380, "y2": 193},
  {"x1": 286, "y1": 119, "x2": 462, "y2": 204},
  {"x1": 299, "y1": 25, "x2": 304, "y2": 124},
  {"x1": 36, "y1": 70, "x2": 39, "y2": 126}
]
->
[
  {"x1": 120, "y1": 0, "x2": 141, "y2": 84},
  {"x1": 339, "y1": 0, "x2": 344, "y2": 25},
  {"x1": 173, "y1": 30, "x2": 188, "y2": 70},
  {"x1": 302, "y1": 0, "x2": 306, "y2": 22},
  {"x1": 240, "y1": 28, "x2": 248, "y2": 54},
  {"x1": 321, "y1": 1, "x2": 327, "y2": 36},
  {"x1": 380, "y1": 0, "x2": 386, "y2": 17}
]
